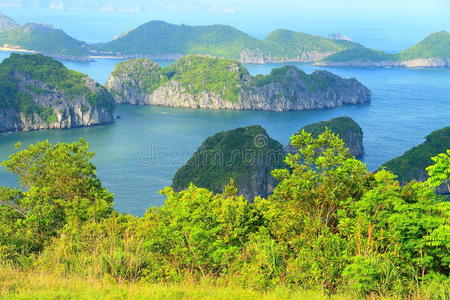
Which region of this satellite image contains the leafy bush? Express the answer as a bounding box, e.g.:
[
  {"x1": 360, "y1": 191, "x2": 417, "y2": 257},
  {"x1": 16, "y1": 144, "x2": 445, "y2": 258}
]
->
[{"x1": 1, "y1": 130, "x2": 449, "y2": 298}]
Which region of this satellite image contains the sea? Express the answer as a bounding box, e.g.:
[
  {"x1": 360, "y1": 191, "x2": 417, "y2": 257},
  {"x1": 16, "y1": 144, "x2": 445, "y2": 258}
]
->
[{"x1": 0, "y1": 8, "x2": 449, "y2": 215}]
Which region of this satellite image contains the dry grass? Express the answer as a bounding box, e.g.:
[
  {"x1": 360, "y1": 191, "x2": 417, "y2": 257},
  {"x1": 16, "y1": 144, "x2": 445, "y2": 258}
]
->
[{"x1": 0, "y1": 266, "x2": 447, "y2": 300}]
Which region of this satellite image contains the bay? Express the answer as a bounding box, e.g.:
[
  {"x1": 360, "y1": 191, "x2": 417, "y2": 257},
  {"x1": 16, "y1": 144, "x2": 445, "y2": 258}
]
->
[{"x1": 0, "y1": 51, "x2": 449, "y2": 215}]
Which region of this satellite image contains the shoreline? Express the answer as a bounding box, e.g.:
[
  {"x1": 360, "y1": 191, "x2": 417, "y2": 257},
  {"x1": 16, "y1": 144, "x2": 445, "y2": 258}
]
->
[{"x1": 0, "y1": 47, "x2": 36, "y2": 54}]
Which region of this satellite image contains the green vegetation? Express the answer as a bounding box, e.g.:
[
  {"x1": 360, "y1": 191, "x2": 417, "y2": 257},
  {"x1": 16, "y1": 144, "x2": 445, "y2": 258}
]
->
[
  {"x1": 111, "y1": 58, "x2": 165, "y2": 94},
  {"x1": 168, "y1": 56, "x2": 249, "y2": 102},
  {"x1": 322, "y1": 31, "x2": 450, "y2": 64},
  {"x1": 1, "y1": 130, "x2": 449, "y2": 298},
  {"x1": 251, "y1": 65, "x2": 301, "y2": 88},
  {"x1": 383, "y1": 126, "x2": 450, "y2": 184},
  {"x1": 302, "y1": 116, "x2": 361, "y2": 139},
  {"x1": 251, "y1": 66, "x2": 343, "y2": 93},
  {"x1": 0, "y1": 266, "x2": 397, "y2": 300},
  {"x1": 400, "y1": 31, "x2": 450, "y2": 60},
  {"x1": 0, "y1": 23, "x2": 88, "y2": 57},
  {"x1": 297, "y1": 116, "x2": 364, "y2": 157},
  {"x1": 0, "y1": 53, "x2": 114, "y2": 122},
  {"x1": 97, "y1": 21, "x2": 362, "y2": 61},
  {"x1": 98, "y1": 21, "x2": 260, "y2": 59},
  {"x1": 111, "y1": 56, "x2": 249, "y2": 102},
  {"x1": 111, "y1": 56, "x2": 362, "y2": 104},
  {"x1": 172, "y1": 125, "x2": 284, "y2": 196},
  {"x1": 260, "y1": 29, "x2": 361, "y2": 59},
  {"x1": 322, "y1": 47, "x2": 396, "y2": 62}
]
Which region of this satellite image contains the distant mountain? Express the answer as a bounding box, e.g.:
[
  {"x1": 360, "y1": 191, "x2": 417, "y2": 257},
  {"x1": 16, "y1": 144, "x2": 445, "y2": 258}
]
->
[
  {"x1": 106, "y1": 55, "x2": 371, "y2": 111},
  {"x1": 0, "y1": 12, "x2": 18, "y2": 32},
  {"x1": 0, "y1": 21, "x2": 89, "y2": 60},
  {"x1": 318, "y1": 31, "x2": 450, "y2": 67},
  {"x1": 399, "y1": 31, "x2": 450, "y2": 60},
  {"x1": 383, "y1": 127, "x2": 450, "y2": 194},
  {"x1": 0, "y1": 54, "x2": 115, "y2": 132},
  {"x1": 95, "y1": 21, "x2": 362, "y2": 63},
  {"x1": 240, "y1": 29, "x2": 361, "y2": 64},
  {"x1": 96, "y1": 21, "x2": 259, "y2": 60}
]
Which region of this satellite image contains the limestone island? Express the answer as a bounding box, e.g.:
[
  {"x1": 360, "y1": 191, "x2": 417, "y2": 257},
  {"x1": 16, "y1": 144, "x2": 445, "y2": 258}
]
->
[
  {"x1": 173, "y1": 117, "x2": 365, "y2": 200},
  {"x1": 0, "y1": 54, "x2": 115, "y2": 133},
  {"x1": 106, "y1": 55, "x2": 371, "y2": 112},
  {"x1": 285, "y1": 116, "x2": 364, "y2": 157},
  {"x1": 172, "y1": 125, "x2": 285, "y2": 201}
]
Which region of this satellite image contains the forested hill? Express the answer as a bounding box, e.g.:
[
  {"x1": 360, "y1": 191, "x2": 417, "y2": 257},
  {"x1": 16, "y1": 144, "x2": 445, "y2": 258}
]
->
[
  {"x1": 319, "y1": 31, "x2": 450, "y2": 67},
  {"x1": 0, "y1": 23, "x2": 89, "y2": 60},
  {"x1": 95, "y1": 20, "x2": 362, "y2": 63}
]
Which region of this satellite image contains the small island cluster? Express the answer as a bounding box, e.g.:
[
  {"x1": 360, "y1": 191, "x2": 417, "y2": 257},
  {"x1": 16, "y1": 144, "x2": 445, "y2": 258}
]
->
[
  {"x1": 0, "y1": 53, "x2": 370, "y2": 133},
  {"x1": 0, "y1": 52, "x2": 447, "y2": 191},
  {"x1": 0, "y1": 12, "x2": 449, "y2": 67}
]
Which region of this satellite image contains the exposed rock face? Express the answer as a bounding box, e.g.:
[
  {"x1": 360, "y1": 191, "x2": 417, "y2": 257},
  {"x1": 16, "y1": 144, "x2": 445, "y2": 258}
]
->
[
  {"x1": 239, "y1": 48, "x2": 334, "y2": 64},
  {"x1": 0, "y1": 54, "x2": 115, "y2": 133},
  {"x1": 285, "y1": 117, "x2": 364, "y2": 157},
  {"x1": 106, "y1": 59, "x2": 161, "y2": 105},
  {"x1": 0, "y1": 13, "x2": 19, "y2": 32},
  {"x1": 106, "y1": 57, "x2": 371, "y2": 112},
  {"x1": 0, "y1": 76, "x2": 115, "y2": 132},
  {"x1": 172, "y1": 125, "x2": 286, "y2": 201},
  {"x1": 149, "y1": 81, "x2": 243, "y2": 109}
]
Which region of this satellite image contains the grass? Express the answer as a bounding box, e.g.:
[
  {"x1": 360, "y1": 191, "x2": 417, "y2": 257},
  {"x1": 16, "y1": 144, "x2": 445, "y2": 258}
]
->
[
  {"x1": 0, "y1": 266, "x2": 344, "y2": 300},
  {"x1": 1, "y1": 265, "x2": 447, "y2": 300}
]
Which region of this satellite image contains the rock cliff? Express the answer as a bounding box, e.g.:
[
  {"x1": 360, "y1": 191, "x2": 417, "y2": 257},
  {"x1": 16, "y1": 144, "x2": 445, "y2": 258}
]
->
[
  {"x1": 285, "y1": 117, "x2": 364, "y2": 157},
  {"x1": 239, "y1": 48, "x2": 334, "y2": 64},
  {"x1": 0, "y1": 54, "x2": 115, "y2": 132},
  {"x1": 106, "y1": 56, "x2": 371, "y2": 111},
  {"x1": 172, "y1": 125, "x2": 286, "y2": 201}
]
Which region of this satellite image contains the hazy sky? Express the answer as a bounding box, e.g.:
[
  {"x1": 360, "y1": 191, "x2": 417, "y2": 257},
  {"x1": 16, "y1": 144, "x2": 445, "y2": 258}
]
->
[{"x1": 136, "y1": 0, "x2": 450, "y2": 16}]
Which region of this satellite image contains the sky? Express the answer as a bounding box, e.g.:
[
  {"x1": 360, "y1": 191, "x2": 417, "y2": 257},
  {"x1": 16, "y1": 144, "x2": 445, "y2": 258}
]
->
[{"x1": 1, "y1": 0, "x2": 449, "y2": 16}]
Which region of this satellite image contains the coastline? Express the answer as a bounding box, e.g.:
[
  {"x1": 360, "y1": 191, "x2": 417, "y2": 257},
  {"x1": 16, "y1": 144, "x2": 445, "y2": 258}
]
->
[{"x1": 0, "y1": 47, "x2": 36, "y2": 54}]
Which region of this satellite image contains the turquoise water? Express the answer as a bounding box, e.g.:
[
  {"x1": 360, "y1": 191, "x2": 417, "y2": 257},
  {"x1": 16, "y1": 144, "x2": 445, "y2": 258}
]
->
[
  {"x1": 0, "y1": 50, "x2": 449, "y2": 215},
  {"x1": 0, "y1": 8, "x2": 449, "y2": 215}
]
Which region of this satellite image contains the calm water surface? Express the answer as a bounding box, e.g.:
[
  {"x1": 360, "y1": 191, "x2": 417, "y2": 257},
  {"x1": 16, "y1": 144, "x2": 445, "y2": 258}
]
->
[{"x1": 0, "y1": 35, "x2": 449, "y2": 215}]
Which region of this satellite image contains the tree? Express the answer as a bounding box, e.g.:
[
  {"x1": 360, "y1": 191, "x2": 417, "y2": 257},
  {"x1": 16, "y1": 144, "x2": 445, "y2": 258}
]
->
[
  {"x1": 0, "y1": 139, "x2": 113, "y2": 262},
  {"x1": 255, "y1": 129, "x2": 370, "y2": 289},
  {"x1": 426, "y1": 149, "x2": 450, "y2": 193},
  {"x1": 140, "y1": 181, "x2": 260, "y2": 279}
]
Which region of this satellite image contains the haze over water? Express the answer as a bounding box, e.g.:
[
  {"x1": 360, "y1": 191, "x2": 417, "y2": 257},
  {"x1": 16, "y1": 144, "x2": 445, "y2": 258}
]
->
[{"x1": 0, "y1": 5, "x2": 449, "y2": 215}]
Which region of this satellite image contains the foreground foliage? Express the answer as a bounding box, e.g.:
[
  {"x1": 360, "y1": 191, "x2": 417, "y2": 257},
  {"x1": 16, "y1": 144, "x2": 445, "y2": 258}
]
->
[{"x1": 0, "y1": 130, "x2": 449, "y2": 298}]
